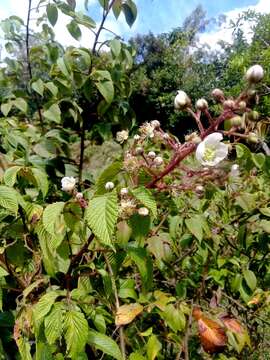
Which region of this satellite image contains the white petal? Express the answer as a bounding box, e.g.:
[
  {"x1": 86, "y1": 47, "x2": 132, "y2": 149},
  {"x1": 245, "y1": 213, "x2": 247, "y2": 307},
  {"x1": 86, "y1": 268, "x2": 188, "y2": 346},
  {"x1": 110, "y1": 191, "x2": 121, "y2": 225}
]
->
[
  {"x1": 203, "y1": 132, "x2": 223, "y2": 146},
  {"x1": 215, "y1": 143, "x2": 229, "y2": 161},
  {"x1": 195, "y1": 142, "x2": 205, "y2": 163}
]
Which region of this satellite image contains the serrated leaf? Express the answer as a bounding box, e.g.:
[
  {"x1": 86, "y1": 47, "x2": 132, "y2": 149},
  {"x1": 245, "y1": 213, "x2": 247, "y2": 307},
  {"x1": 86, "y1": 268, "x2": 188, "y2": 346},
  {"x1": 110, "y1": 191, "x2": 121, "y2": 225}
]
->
[
  {"x1": 235, "y1": 193, "x2": 256, "y2": 212},
  {"x1": 128, "y1": 247, "x2": 153, "y2": 292},
  {"x1": 32, "y1": 79, "x2": 44, "y2": 96},
  {"x1": 252, "y1": 153, "x2": 265, "y2": 168},
  {"x1": 160, "y1": 304, "x2": 186, "y2": 332},
  {"x1": 132, "y1": 187, "x2": 157, "y2": 218},
  {"x1": 115, "y1": 303, "x2": 143, "y2": 326},
  {"x1": 16, "y1": 337, "x2": 32, "y2": 360},
  {"x1": 185, "y1": 216, "x2": 203, "y2": 242},
  {"x1": 88, "y1": 330, "x2": 123, "y2": 360},
  {"x1": 0, "y1": 185, "x2": 18, "y2": 214},
  {"x1": 95, "y1": 161, "x2": 122, "y2": 195},
  {"x1": 45, "y1": 82, "x2": 58, "y2": 96},
  {"x1": 243, "y1": 269, "x2": 257, "y2": 291},
  {"x1": 45, "y1": 303, "x2": 64, "y2": 345},
  {"x1": 64, "y1": 310, "x2": 88, "y2": 358},
  {"x1": 33, "y1": 291, "x2": 62, "y2": 322},
  {"x1": 4, "y1": 166, "x2": 21, "y2": 187},
  {"x1": 47, "y1": 3, "x2": 58, "y2": 26},
  {"x1": 85, "y1": 191, "x2": 118, "y2": 245},
  {"x1": 43, "y1": 103, "x2": 61, "y2": 123},
  {"x1": 1, "y1": 101, "x2": 12, "y2": 116},
  {"x1": 43, "y1": 202, "x2": 65, "y2": 236},
  {"x1": 32, "y1": 167, "x2": 49, "y2": 198},
  {"x1": 13, "y1": 98, "x2": 27, "y2": 113},
  {"x1": 67, "y1": 20, "x2": 81, "y2": 41}
]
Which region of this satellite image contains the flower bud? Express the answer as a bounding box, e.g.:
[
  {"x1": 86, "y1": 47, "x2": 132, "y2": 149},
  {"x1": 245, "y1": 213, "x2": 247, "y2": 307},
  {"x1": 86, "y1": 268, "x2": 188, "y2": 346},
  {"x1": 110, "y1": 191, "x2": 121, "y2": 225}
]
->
[
  {"x1": 174, "y1": 90, "x2": 191, "y2": 109},
  {"x1": 212, "y1": 88, "x2": 224, "y2": 101},
  {"x1": 135, "y1": 147, "x2": 143, "y2": 155},
  {"x1": 120, "y1": 188, "x2": 129, "y2": 196},
  {"x1": 105, "y1": 182, "x2": 114, "y2": 190},
  {"x1": 133, "y1": 134, "x2": 140, "y2": 141},
  {"x1": 76, "y1": 192, "x2": 83, "y2": 200},
  {"x1": 246, "y1": 64, "x2": 264, "y2": 83},
  {"x1": 223, "y1": 100, "x2": 235, "y2": 110},
  {"x1": 138, "y1": 207, "x2": 149, "y2": 216},
  {"x1": 195, "y1": 185, "x2": 204, "y2": 193},
  {"x1": 247, "y1": 111, "x2": 259, "y2": 122},
  {"x1": 230, "y1": 116, "x2": 242, "y2": 127},
  {"x1": 162, "y1": 133, "x2": 170, "y2": 140},
  {"x1": 148, "y1": 151, "x2": 156, "y2": 159},
  {"x1": 196, "y1": 98, "x2": 208, "y2": 111},
  {"x1": 61, "y1": 176, "x2": 76, "y2": 192},
  {"x1": 150, "y1": 120, "x2": 160, "y2": 128},
  {"x1": 185, "y1": 132, "x2": 201, "y2": 144},
  {"x1": 153, "y1": 156, "x2": 163, "y2": 166},
  {"x1": 238, "y1": 101, "x2": 246, "y2": 110},
  {"x1": 248, "y1": 132, "x2": 259, "y2": 143}
]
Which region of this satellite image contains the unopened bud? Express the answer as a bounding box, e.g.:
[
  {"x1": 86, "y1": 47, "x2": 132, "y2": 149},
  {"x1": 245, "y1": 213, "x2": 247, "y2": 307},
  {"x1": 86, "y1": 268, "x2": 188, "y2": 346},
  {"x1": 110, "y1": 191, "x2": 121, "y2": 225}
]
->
[
  {"x1": 153, "y1": 156, "x2": 163, "y2": 166},
  {"x1": 105, "y1": 182, "x2": 114, "y2": 190},
  {"x1": 247, "y1": 111, "x2": 259, "y2": 122},
  {"x1": 195, "y1": 185, "x2": 204, "y2": 193},
  {"x1": 162, "y1": 133, "x2": 170, "y2": 140},
  {"x1": 185, "y1": 132, "x2": 201, "y2": 144},
  {"x1": 212, "y1": 88, "x2": 224, "y2": 101},
  {"x1": 76, "y1": 192, "x2": 83, "y2": 200},
  {"x1": 248, "y1": 132, "x2": 259, "y2": 143},
  {"x1": 120, "y1": 188, "x2": 129, "y2": 196},
  {"x1": 135, "y1": 147, "x2": 143, "y2": 155},
  {"x1": 230, "y1": 116, "x2": 242, "y2": 127},
  {"x1": 150, "y1": 120, "x2": 160, "y2": 128},
  {"x1": 138, "y1": 207, "x2": 149, "y2": 216},
  {"x1": 223, "y1": 100, "x2": 235, "y2": 110},
  {"x1": 246, "y1": 64, "x2": 264, "y2": 83},
  {"x1": 196, "y1": 98, "x2": 208, "y2": 111},
  {"x1": 238, "y1": 101, "x2": 246, "y2": 110},
  {"x1": 133, "y1": 134, "x2": 140, "y2": 141},
  {"x1": 174, "y1": 90, "x2": 191, "y2": 109},
  {"x1": 148, "y1": 151, "x2": 156, "y2": 159}
]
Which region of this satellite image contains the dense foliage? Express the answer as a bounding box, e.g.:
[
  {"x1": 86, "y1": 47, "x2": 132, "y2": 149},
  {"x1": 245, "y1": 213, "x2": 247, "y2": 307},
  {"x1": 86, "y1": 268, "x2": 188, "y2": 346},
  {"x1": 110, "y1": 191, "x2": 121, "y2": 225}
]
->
[{"x1": 0, "y1": 1, "x2": 269, "y2": 359}]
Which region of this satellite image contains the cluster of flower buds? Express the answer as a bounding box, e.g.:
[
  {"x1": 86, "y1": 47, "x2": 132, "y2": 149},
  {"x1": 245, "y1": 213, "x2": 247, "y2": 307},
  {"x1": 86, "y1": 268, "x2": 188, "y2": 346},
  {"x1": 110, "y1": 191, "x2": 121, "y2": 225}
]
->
[
  {"x1": 116, "y1": 130, "x2": 129, "y2": 144},
  {"x1": 119, "y1": 187, "x2": 150, "y2": 218}
]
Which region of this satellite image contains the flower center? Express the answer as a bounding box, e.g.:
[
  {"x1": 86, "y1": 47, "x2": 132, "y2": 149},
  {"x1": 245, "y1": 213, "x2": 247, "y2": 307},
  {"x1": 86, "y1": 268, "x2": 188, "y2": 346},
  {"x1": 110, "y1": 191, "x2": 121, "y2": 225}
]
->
[{"x1": 203, "y1": 146, "x2": 216, "y2": 162}]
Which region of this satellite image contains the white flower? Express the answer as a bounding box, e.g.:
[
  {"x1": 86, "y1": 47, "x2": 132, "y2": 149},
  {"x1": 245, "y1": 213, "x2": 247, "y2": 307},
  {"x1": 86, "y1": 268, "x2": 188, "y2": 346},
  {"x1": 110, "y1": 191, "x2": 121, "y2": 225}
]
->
[
  {"x1": 76, "y1": 192, "x2": 83, "y2": 200},
  {"x1": 116, "y1": 130, "x2": 129, "y2": 144},
  {"x1": 120, "y1": 188, "x2": 129, "y2": 196},
  {"x1": 246, "y1": 64, "x2": 264, "y2": 83},
  {"x1": 195, "y1": 133, "x2": 229, "y2": 167},
  {"x1": 153, "y1": 156, "x2": 163, "y2": 166},
  {"x1": 105, "y1": 182, "x2": 114, "y2": 190},
  {"x1": 138, "y1": 207, "x2": 149, "y2": 216},
  {"x1": 133, "y1": 134, "x2": 140, "y2": 141},
  {"x1": 150, "y1": 120, "x2": 160, "y2": 128},
  {"x1": 174, "y1": 90, "x2": 190, "y2": 109},
  {"x1": 61, "y1": 177, "x2": 76, "y2": 192},
  {"x1": 148, "y1": 151, "x2": 156, "y2": 159},
  {"x1": 196, "y1": 98, "x2": 208, "y2": 111}
]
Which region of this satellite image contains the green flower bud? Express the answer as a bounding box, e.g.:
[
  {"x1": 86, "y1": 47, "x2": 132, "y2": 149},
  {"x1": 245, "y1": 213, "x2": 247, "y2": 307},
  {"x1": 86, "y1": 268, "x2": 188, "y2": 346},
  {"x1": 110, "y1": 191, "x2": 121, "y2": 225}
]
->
[
  {"x1": 230, "y1": 116, "x2": 242, "y2": 127},
  {"x1": 248, "y1": 132, "x2": 259, "y2": 143}
]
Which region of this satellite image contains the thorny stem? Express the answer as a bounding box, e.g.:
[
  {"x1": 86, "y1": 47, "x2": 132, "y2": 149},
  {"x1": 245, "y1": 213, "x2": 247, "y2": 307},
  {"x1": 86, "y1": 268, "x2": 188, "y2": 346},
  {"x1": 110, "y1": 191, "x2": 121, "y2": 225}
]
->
[
  {"x1": 187, "y1": 108, "x2": 204, "y2": 134},
  {"x1": 26, "y1": 0, "x2": 44, "y2": 132},
  {"x1": 104, "y1": 254, "x2": 126, "y2": 360}
]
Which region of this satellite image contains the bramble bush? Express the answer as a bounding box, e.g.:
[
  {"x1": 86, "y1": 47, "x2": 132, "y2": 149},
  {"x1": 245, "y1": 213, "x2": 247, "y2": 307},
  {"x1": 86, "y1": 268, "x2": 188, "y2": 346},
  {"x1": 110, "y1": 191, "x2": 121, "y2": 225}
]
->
[{"x1": 0, "y1": 1, "x2": 270, "y2": 359}]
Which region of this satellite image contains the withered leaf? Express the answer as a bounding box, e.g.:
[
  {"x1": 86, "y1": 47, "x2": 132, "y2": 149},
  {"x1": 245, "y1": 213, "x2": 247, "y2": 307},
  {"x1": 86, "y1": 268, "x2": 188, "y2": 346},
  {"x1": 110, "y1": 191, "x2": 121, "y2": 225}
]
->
[{"x1": 115, "y1": 303, "x2": 143, "y2": 326}]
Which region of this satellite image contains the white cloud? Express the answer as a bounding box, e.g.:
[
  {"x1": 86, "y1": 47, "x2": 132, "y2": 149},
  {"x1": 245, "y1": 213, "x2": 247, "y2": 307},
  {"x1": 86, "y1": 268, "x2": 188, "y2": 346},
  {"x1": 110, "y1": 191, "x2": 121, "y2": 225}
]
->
[{"x1": 198, "y1": 0, "x2": 270, "y2": 51}]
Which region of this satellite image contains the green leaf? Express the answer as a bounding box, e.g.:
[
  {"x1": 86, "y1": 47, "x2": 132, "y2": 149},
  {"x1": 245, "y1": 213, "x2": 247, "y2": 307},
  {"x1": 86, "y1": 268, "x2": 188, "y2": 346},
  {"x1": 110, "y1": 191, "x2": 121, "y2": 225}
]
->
[
  {"x1": 235, "y1": 144, "x2": 251, "y2": 159},
  {"x1": 32, "y1": 167, "x2": 49, "y2": 198},
  {"x1": 33, "y1": 291, "x2": 62, "y2": 322},
  {"x1": 112, "y1": 0, "x2": 122, "y2": 19},
  {"x1": 13, "y1": 98, "x2": 27, "y2": 113},
  {"x1": 45, "y1": 82, "x2": 58, "y2": 97},
  {"x1": 252, "y1": 153, "x2": 265, "y2": 168},
  {"x1": 0, "y1": 186, "x2": 18, "y2": 214},
  {"x1": 235, "y1": 193, "x2": 256, "y2": 212},
  {"x1": 129, "y1": 353, "x2": 146, "y2": 360},
  {"x1": 1, "y1": 101, "x2": 12, "y2": 116},
  {"x1": 4, "y1": 166, "x2": 21, "y2": 187},
  {"x1": 0, "y1": 266, "x2": 8, "y2": 277},
  {"x1": 88, "y1": 330, "x2": 123, "y2": 360},
  {"x1": 160, "y1": 304, "x2": 186, "y2": 332},
  {"x1": 67, "y1": 20, "x2": 82, "y2": 41},
  {"x1": 47, "y1": 3, "x2": 58, "y2": 26},
  {"x1": 95, "y1": 80, "x2": 114, "y2": 104},
  {"x1": 146, "y1": 335, "x2": 162, "y2": 360},
  {"x1": 17, "y1": 337, "x2": 32, "y2": 360},
  {"x1": 98, "y1": 0, "x2": 109, "y2": 9},
  {"x1": 132, "y1": 187, "x2": 157, "y2": 218},
  {"x1": 95, "y1": 161, "x2": 122, "y2": 195},
  {"x1": 85, "y1": 191, "x2": 118, "y2": 245},
  {"x1": 185, "y1": 216, "x2": 203, "y2": 242},
  {"x1": 64, "y1": 310, "x2": 88, "y2": 358},
  {"x1": 122, "y1": 0, "x2": 137, "y2": 27},
  {"x1": 43, "y1": 202, "x2": 65, "y2": 236},
  {"x1": 43, "y1": 103, "x2": 61, "y2": 123},
  {"x1": 32, "y1": 79, "x2": 44, "y2": 96},
  {"x1": 110, "y1": 39, "x2": 121, "y2": 58},
  {"x1": 45, "y1": 303, "x2": 64, "y2": 345},
  {"x1": 260, "y1": 219, "x2": 270, "y2": 233},
  {"x1": 243, "y1": 269, "x2": 257, "y2": 291},
  {"x1": 128, "y1": 247, "x2": 153, "y2": 292}
]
